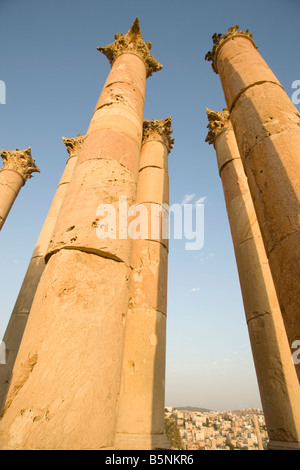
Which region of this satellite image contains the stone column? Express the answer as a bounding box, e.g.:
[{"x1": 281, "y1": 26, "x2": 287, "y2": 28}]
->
[
  {"x1": 0, "y1": 134, "x2": 85, "y2": 412},
  {"x1": 205, "y1": 26, "x2": 300, "y2": 381},
  {"x1": 0, "y1": 148, "x2": 40, "y2": 230},
  {"x1": 115, "y1": 117, "x2": 173, "y2": 450},
  {"x1": 206, "y1": 108, "x2": 300, "y2": 450},
  {"x1": 0, "y1": 18, "x2": 162, "y2": 450}
]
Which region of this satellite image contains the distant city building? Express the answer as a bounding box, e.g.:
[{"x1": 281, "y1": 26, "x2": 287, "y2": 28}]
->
[{"x1": 165, "y1": 407, "x2": 268, "y2": 450}]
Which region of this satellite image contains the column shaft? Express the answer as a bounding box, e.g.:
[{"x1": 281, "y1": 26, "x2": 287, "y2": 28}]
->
[
  {"x1": 0, "y1": 19, "x2": 162, "y2": 450},
  {"x1": 206, "y1": 27, "x2": 300, "y2": 380},
  {"x1": 115, "y1": 118, "x2": 173, "y2": 450},
  {"x1": 206, "y1": 109, "x2": 300, "y2": 449},
  {"x1": 0, "y1": 148, "x2": 40, "y2": 230},
  {"x1": 0, "y1": 135, "x2": 85, "y2": 412},
  {"x1": 0, "y1": 170, "x2": 24, "y2": 229}
]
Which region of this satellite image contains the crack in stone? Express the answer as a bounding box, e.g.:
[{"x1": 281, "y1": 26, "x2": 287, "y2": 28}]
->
[{"x1": 230, "y1": 80, "x2": 285, "y2": 114}]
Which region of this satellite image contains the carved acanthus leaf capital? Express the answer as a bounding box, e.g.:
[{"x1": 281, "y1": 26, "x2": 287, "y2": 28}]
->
[
  {"x1": 205, "y1": 25, "x2": 258, "y2": 73},
  {"x1": 0, "y1": 147, "x2": 40, "y2": 180},
  {"x1": 97, "y1": 17, "x2": 162, "y2": 78},
  {"x1": 62, "y1": 133, "x2": 86, "y2": 158},
  {"x1": 205, "y1": 108, "x2": 231, "y2": 145},
  {"x1": 142, "y1": 116, "x2": 174, "y2": 153}
]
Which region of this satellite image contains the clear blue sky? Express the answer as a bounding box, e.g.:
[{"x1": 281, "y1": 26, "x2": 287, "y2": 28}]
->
[{"x1": 0, "y1": 0, "x2": 299, "y2": 411}]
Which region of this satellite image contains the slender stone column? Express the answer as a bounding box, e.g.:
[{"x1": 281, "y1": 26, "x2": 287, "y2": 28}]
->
[
  {"x1": 115, "y1": 117, "x2": 173, "y2": 450},
  {"x1": 0, "y1": 18, "x2": 162, "y2": 450},
  {"x1": 0, "y1": 148, "x2": 40, "y2": 230},
  {"x1": 0, "y1": 134, "x2": 85, "y2": 412},
  {"x1": 206, "y1": 108, "x2": 300, "y2": 450},
  {"x1": 205, "y1": 26, "x2": 300, "y2": 381}
]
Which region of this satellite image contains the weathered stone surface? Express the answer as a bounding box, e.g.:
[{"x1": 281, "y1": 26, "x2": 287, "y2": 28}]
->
[
  {"x1": 207, "y1": 27, "x2": 300, "y2": 382},
  {"x1": 0, "y1": 18, "x2": 162, "y2": 449},
  {"x1": 47, "y1": 158, "x2": 137, "y2": 265},
  {"x1": 139, "y1": 139, "x2": 168, "y2": 170},
  {"x1": 0, "y1": 135, "x2": 85, "y2": 412},
  {"x1": 208, "y1": 112, "x2": 300, "y2": 446},
  {"x1": 0, "y1": 249, "x2": 130, "y2": 450},
  {"x1": 136, "y1": 167, "x2": 169, "y2": 206},
  {"x1": 129, "y1": 239, "x2": 168, "y2": 314},
  {"x1": 230, "y1": 83, "x2": 300, "y2": 158},
  {"x1": 0, "y1": 148, "x2": 40, "y2": 230},
  {"x1": 115, "y1": 118, "x2": 172, "y2": 450},
  {"x1": 116, "y1": 307, "x2": 167, "y2": 435},
  {"x1": 97, "y1": 17, "x2": 162, "y2": 78}
]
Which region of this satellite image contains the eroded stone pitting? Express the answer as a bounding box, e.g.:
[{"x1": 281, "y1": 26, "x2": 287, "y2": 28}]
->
[{"x1": 206, "y1": 107, "x2": 300, "y2": 445}]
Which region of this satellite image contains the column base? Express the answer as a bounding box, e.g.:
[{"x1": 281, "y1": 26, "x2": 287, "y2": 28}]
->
[
  {"x1": 114, "y1": 432, "x2": 171, "y2": 450},
  {"x1": 267, "y1": 440, "x2": 300, "y2": 450}
]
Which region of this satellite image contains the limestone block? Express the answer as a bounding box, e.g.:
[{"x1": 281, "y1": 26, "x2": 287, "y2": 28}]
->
[
  {"x1": 127, "y1": 202, "x2": 169, "y2": 250},
  {"x1": 87, "y1": 108, "x2": 143, "y2": 148},
  {"x1": 47, "y1": 158, "x2": 137, "y2": 265},
  {"x1": 80, "y1": 128, "x2": 141, "y2": 177},
  {"x1": 216, "y1": 36, "x2": 281, "y2": 109},
  {"x1": 217, "y1": 155, "x2": 248, "y2": 205},
  {"x1": 214, "y1": 130, "x2": 240, "y2": 172},
  {"x1": 129, "y1": 239, "x2": 168, "y2": 314},
  {"x1": 99, "y1": 53, "x2": 147, "y2": 101},
  {"x1": 268, "y1": 231, "x2": 300, "y2": 346},
  {"x1": 58, "y1": 154, "x2": 78, "y2": 186},
  {"x1": 94, "y1": 81, "x2": 145, "y2": 121},
  {"x1": 247, "y1": 312, "x2": 300, "y2": 443},
  {"x1": 116, "y1": 307, "x2": 167, "y2": 435},
  {"x1": 242, "y1": 129, "x2": 300, "y2": 254},
  {"x1": 209, "y1": 122, "x2": 300, "y2": 443},
  {"x1": 136, "y1": 167, "x2": 169, "y2": 206},
  {"x1": 229, "y1": 193, "x2": 279, "y2": 323},
  {"x1": 230, "y1": 82, "x2": 300, "y2": 158}
]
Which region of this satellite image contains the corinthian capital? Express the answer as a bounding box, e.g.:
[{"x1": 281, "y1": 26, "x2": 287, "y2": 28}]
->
[
  {"x1": 142, "y1": 116, "x2": 174, "y2": 153},
  {"x1": 205, "y1": 25, "x2": 258, "y2": 73},
  {"x1": 62, "y1": 133, "x2": 86, "y2": 158},
  {"x1": 97, "y1": 17, "x2": 162, "y2": 78},
  {"x1": 0, "y1": 147, "x2": 40, "y2": 181},
  {"x1": 205, "y1": 108, "x2": 231, "y2": 145}
]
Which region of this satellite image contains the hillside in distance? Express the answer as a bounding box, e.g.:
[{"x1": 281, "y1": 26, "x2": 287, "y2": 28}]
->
[{"x1": 175, "y1": 406, "x2": 212, "y2": 413}]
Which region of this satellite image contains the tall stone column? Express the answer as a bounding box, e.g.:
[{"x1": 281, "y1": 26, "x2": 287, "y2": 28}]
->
[
  {"x1": 0, "y1": 18, "x2": 162, "y2": 450},
  {"x1": 206, "y1": 108, "x2": 300, "y2": 450},
  {"x1": 115, "y1": 117, "x2": 173, "y2": 450},
  {"x1": 0, "y1": 134, "x2": 85, "y2": 412},
  {"x1": 205, "y1": 26, "x2": 300, "y2": 381},
  {"x1": 0, "y1": 147, "x2": 40, "y2": 230}
]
